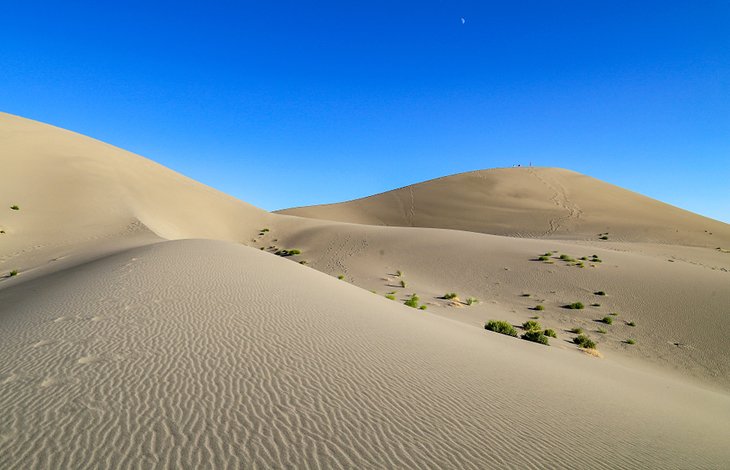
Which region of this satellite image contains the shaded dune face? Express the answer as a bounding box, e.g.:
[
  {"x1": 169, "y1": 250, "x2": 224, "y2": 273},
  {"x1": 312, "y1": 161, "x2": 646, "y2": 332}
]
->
[
  {"x1": 278, "y1": 168, "x2": 730, "y2": 247},
  {"x1": 0, "y1": 240, "x2": 729, "y2": 469}
]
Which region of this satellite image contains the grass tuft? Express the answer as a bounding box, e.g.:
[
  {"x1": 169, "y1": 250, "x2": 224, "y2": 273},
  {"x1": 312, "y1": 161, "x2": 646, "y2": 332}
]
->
[
  {"x1": 443, "y1": 292, "x2": 458, "y2": 300},
  {"x1": 522, "y1": 320, "x2": 542, "y2": 331},
  {"x1": 566, "y1": 302, "x2": 585, "y2": 310},
  {"x1": 485, "y1": 320, "x2": 518, "y2": 337},
  {"x1": 521, "y1": 330, "x2": 549, "y2": 345},
  {"x1": 601, "y1": 316, "x2": 613, "y2": 325},
  {"x1": 573, "y1": 334, "x2": 596, "y2": 349},
  {"x1": 543, "y1": 329, "x2": 557, "y2": 338}
]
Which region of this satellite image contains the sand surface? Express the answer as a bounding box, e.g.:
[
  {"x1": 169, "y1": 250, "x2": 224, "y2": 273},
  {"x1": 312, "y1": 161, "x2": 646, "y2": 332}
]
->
[{"x1": 2, "y1": 112, "x2": 730, "y2": 468}]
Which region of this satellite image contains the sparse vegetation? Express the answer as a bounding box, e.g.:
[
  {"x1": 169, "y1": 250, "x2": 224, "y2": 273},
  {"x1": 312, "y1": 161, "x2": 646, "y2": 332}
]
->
[
  {"x1": 626, "y1": 339, "x2": 636, "y2": 345},
  {"x1": 626, "y1": 321, "x2": 636, "y2": 327},
  {"x1": 419, "y1": 305, "x2": 427, "y2": 310},
  {"x1": 601, "y1": 316, "x2": 613, "y2": 325},
  {"x1": 522, "y1": 320, "x2": 542, "y2": 331},
  {"x1": 544, "y1": 329, "x2": 557, "y2": 338},
  {"x1": 10, "y1": 205, "x2": 19, "y2": 210},
  {"x1": 521, "y1": 293, "x2": 531, "y2": 297},
  {"x1": 594, "y1": 291, "x2": 606, "y2": 296},
  {"x1": 609, "y1": 312, "x2": 619, "y2": 316},
  {"x1": 443, "y1": 292, "x2": 458, "y2": 300},
  {"x1": 337, "y1": 275, "x2": 345, "y2": 280},
  {"x1": 385, "y1": 294, "x2": 396, "y2": 300},
  {"x1": 573, "y1": 334, "x2": 597, "y2": 349},
  {"x1": 566, "y1": 302, "x2": 585, "y2": 310},
  {"x1": 395, "y1": 270, "x2": 403, "y2": 277},
  {"x1": 538, "y1": 255, "x2": 550, "y2": 261},
  {"x1": 599, "y1": 235, "x2": 608, "y2": 240},
  {"x1": 534, "y1": 304, "x2": 545, "y2": 311},
  {"x1": 570, "y1": 327, "x2": 583, "y2": 334},
  {"x1": 591, "y1": 303, "x2": 601, "y2": 307},
  {"x1": 260, "y1": 228, "x2": 269, "y2": 232},
  {"x1": 522, "y1": 330, "x2": 549, "y2": 345},
  {"x1": 485, "y1": 320, "x2": 518, "y2": 337},
  {"x1": 274, "y1": 249, "x2": 301, "y2": 257},
  {"x1": 559, "y1": 254, "x2": 575, "y2": 262},
  {"x1": 404, "y1": 294, "x2": 420, "y2": 308},
  {"x1": 465, "y1": 297, "x2": 478, "y2": 306},
  {"x1": 8, "y1": 270, "x2": 18, "y2": 277},
  {"x1": 597, "y1": 327, "x2": 607, "y2": 334},
  {"x1": 400, "y1": 279, "x2": 407, "y2": 288}
]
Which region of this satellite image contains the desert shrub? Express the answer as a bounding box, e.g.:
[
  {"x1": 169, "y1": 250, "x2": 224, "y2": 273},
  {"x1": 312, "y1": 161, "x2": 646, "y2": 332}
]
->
[
  {"x1": 443, "y1": 292, "x2": 458, "y2": 300},
  {"x1": 522, "y1": 330, "x2": 549, "y2": 345},
  {"x1": 395, "y1": 270, "x2": 403, "y2": 277},
  {"x1": 385, "y1": 294, "x2": 396, "y2": 300},
  {"x1": 538, "y1": 255, "x2": 550, "y2": 261},
  {"x1": 559, "y1": 254, "x2": 570, "y2": 260},
  {"x1": 10, "y1": 205, "x2": 19, "y2": 210},
  {"x1": 485, "y1": 320, "x2": 518, "y2": 337},
  {"x1": 601, "y1": 316, "x2": 613, "y2": 325},
  {"x1": 594, "y1": 291, "x2": 606, "y2": 296},
  {"x1": 597, "y1": 327, "x2": 607, "y2": 334},
  {"x1": 544, "y1": 329, "x2": 557, "y2": 338},
  {"x1": 419, "y1": 305, "x2": 427, "y2": 310},
  {"x1": 299, "y1": 260, "x2": 307, "y2": 264},
  {"x1": 9, "y1": 270, "x2": 18, "y2": 277},
  {"x1": 337, "y1": 275, "x2": 345, "y2": 280},
  {"x1": 609, "y1": 312, "x2": 618, "y2": 316},
  {"x1": 0, "y1": 230, "x2": 5, "y2": 234},
  {"x1": 626, "y1": 321, "x2": 636, "y2": 327},
  {"x1": 626, "y1": 339, "x2": 636, "y2": 345},
  {"x1": 522, "y1": 320, "x2": 542, "y2": 331},
  {"x1": 260, "y1": 228, "x2": 269, "y2": 232},
  {"x1": 404, "y1": 295, "x2": 419, "y2": 308},
  {"x1": 573, "y1": 334, "x2": 596, "y2": 349},
  {"x1": 465, "y1": 297, "x2": 478, "y2": 306},
  {"x1": 570, "y1": 327, "x2": 583, "y2": 334},
  {"x1": 400, "y1": 279, "x2": 407, "y2": 288},
  {"x1": 566, "y1": 302, "x2": 584, "y2": 309},
  {"x1": 534, "y1": 305, "x2": 545, "y2": 311},
  {"x1": 591, "y1": 303, "x2": 601, "y2": 307}
]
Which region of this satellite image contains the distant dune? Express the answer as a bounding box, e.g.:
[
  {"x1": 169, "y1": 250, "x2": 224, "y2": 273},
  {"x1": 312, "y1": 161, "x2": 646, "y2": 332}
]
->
[
  {"x1": 2, "y1": 112, "x2": 730, "y2": 468},
  {"x1": 278, "y1": 167, "x2": 730, "y2": 246}
]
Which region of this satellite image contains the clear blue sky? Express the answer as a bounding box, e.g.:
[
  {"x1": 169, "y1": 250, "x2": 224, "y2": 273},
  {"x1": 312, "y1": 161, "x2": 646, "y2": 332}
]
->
[{"x1": 2, "y1": 1, "x2": 728, "y2": 222}]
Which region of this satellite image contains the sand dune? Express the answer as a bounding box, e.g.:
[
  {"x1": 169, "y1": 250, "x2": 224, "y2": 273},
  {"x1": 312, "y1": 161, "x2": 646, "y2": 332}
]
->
[
  {"x1": 278, "y1": 167, "x2": 730, "y2": 246},
  {"x1": 2, "y1": 112, "x2": 730, "y2": 468},
  {"x1": 1, "y1": 240, "x2": 729, "y2": 469}
]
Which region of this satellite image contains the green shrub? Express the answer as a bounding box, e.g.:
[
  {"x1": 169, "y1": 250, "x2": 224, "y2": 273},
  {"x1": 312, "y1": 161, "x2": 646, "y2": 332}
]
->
[
  {"x1": 522, "y1": 320, "x2": 542, "y2": 331},
  {"x1": 594, "y1": 291, "x2": 606, "y2": 296},
  {"x1": 559, "y1": 254, "x2": 572, "y2": 260},
  {"x1": 299, "y1": 260, "x2": 307, "y2": 264},
  {"x1": 626, "y1": 321, "x2": 636, "y2": 327},
  {"x1": 395, "y1": 270, "x2": 403, "y2": 277},
  {"x1": 601, "y1": 316, "x2": 613, "y2": 325},
  {"x1": 443, "y1": 292, "x2": 458, "y2": 300},
  {"x1": 10, "y1": 205, "x2": 19, "y2": 210},
  {"x1": 400, "y1": 279, "x2": 407, "y2": 288},
  {"x1": 566, "y1": 302, "x2": 584, "y2": 309},
  {"x1": 337, "y1": 275, "x2": 345, "y2": 280},
  {"x1": 260, "y1": 228, "x2": 269, "y2": 232},
  {"x1": 522, "y1": 330, "x2": 549, "y2": 345},
  {"x1": 485, "y1": 320, "x2": 518, "y2": 337},
  {"x1": 625, "y1": 339, "x2": 636, "y2": 345},
  {"x1": 609, "y1": 312, "x2": 618, "y2": 316},
  {"x1": 534, "y1": 305, "x2": 545, "y2": 311},
  {"x1": 465, "y1": 297, "x2": 478, "y2": 306},
  {"x1": 570, "y1": 327, "x2": 583, "y2": 334},
  {"x1": 597, "y1": 327, "x2": 607, "y2": 334},
  {"x1": 573, "y1": 334, "x2": 596, "y2": 349},
  {"x1": 419, "y1": 305, "x2": 427, "y2": 310},
  {"x1": 9, "y1": 270, "x2": 18, "y2": 277},
  {"x1": 544, "y1": 329, "x2": 557, "y2": 338},
  {"x1": 404, "y1": 295, "x2": 420, "y2": 308},
  {"x1": 538, "y1": 255, "x2": 550, "y2": 261},
  {"x1": 385, "y1": 294, "x2": 396, "y2": 301}
]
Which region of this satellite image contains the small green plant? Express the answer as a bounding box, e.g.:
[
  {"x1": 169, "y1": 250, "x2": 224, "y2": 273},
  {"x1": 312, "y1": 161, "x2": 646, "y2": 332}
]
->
[
  {"x1": 544, "y1": 329, "x2": 557, "y2": 338},
  {"x1": 419, "y1": 305, "x2": 427, "y2": 310},
  {"x1": 591, "y1": 303, "x2": 601, "y2": 307},
  {"x1": 597, "y1": 327, "x2": 607, "y2": 334},
  {"x1": 601, "y1": 316, "x2": 613, "y2": 325},
  {"x1": 485, "y1": 320, "x2": 518, "y2": 337},
  {"x1": 385, "y1": 294, "x2": 396, "y2": 301},
  {"x1": 404, "y1": 294, "x2": 420, "y2": 308},
  {"x1": 538, "y1": 255, "x2": 550, "y2": 261},
  {"x1": 570, "y1": 327, "x2": 583, "y2": 334},
  {"x1": 566, "y1": 302, "x2": 585, "y2": 310},
  {"x1": 337, "y1": 275, "x2": 345, "y2": 280},
  {"x1": 573, "y1": 334, "x2": 596, "y2": 349},
  {"x1": 443, "y1": 292, "x2": 458, "y2": 300},
  {"x1": 400, "y1": 279, "x2": 407, "y2": 288},
  {"x1": 9, "y1": 270, "x2": 18, "y2": 277},
  {"x1": 559, "y1": 254, "x2": 572, "y2": 261},
  {"x1": 299, "y1": 260, "x2": 307, "y2": 264},
  {"x1": 594, "y1": 291, "x2": 606, "y2": 296},
  {"x1": 534, "y1": 305, "x2": 545, "y2": 311},
  {"x1": 522, "y1": 320, "x2": 542, "y2": 331},
  {"x1": 625, "y1": 339, "x2": 636, "y2": 345},
  {"x1": 465, "y1": 297, "x2": 478, "y2": 306},
  {"x1": 530, "y1": 315, "x2": 540, "y2": 320},
  {"x1": 626, "y1": 321, "x2": 636, "y2": 327},
  {"x1": 10, "y1": 205, "x2": 19, "y2": 210},
  {"x1": 395, "y1": 270, "x2": 403, "y2": 277},
  {"x1": 609, "y1": 312, "x2": 619, "y2": 316},
  {"x1": 522, "y1": 330, "x2": 549, "y2": 345}
]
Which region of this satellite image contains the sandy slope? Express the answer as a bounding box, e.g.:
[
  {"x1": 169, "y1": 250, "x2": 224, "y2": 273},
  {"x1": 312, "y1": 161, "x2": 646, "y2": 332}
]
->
[
  {"x1": 278, "y1": 167, "x2": 730, "y2": 246},
  {"x1": 1, "y1": 240, "x2": 729, "y2": 469},
  {"x1": 2, "y1": 112, "x2": 730, "y2": 467}
]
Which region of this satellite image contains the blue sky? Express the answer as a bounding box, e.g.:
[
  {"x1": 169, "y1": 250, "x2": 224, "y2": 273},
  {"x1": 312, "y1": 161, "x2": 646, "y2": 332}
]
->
[{"x1": 2, "y1": 1, "x2": 728, "y2": 222}]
